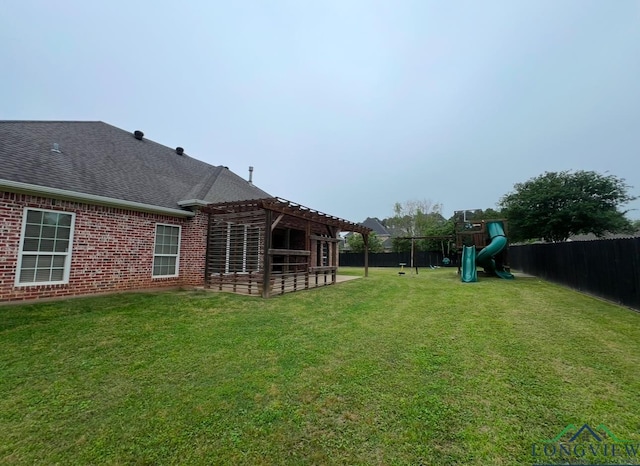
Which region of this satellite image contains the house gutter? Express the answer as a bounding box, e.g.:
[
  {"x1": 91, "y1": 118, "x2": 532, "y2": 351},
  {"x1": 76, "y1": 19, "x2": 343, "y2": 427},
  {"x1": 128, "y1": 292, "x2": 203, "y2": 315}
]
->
[
  {"x1": 0, "y1": 179, "x2": 195, "y2": 218},
  {"x1": 177, "y1": 199, "x2": 210, "y2": 208}
]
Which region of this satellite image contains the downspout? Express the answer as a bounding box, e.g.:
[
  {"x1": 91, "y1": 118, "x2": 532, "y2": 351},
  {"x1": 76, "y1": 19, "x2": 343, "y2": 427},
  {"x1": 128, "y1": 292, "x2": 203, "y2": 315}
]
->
[{"x1": 204, "y1": 212, "x2": 212, "y2": 287}]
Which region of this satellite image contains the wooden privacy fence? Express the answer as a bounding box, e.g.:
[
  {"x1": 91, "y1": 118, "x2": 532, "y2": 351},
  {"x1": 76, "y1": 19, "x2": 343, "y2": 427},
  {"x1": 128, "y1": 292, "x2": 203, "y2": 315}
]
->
[
  {"x1": 509, "y1": 238, "x2": 640, "y2": 311},
  {"x1": 340, "y1": 251, "x2": 455, "y2": 268}
]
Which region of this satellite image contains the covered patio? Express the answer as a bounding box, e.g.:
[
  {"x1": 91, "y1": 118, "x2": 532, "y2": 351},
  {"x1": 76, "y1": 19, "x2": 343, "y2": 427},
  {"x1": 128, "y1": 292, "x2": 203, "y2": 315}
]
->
[{"x1": 202, "y1": 198, "x2": 371, "y2": 297}]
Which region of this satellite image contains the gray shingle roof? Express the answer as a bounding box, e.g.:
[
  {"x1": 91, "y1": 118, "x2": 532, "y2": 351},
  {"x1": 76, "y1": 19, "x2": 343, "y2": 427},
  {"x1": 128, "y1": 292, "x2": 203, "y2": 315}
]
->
[
  {"x1": 568, "y1": 231, "x2": 640, "y2": 241},
  {"x1": 0, "y1": 121, "x2": 271, "y2": 209},
  {"x1": 360, "y1": 217, "x2": 390, "y2": 236}
]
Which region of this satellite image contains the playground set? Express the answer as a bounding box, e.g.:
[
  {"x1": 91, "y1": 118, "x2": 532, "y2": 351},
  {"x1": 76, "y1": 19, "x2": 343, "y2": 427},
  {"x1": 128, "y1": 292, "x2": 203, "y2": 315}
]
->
[
  {"x1": 394, "y1": 210, "x2": 514, "y2": 282},
  {"x1": 454, "y1": 211, "x2": 514, "y2": 282}
]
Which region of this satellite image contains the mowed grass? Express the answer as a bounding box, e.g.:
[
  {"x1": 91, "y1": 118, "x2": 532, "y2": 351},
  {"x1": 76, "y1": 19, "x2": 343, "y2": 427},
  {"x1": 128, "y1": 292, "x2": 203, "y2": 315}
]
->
[{"x1": 1, "y1": 268, "x2": 640, "y2": 465}]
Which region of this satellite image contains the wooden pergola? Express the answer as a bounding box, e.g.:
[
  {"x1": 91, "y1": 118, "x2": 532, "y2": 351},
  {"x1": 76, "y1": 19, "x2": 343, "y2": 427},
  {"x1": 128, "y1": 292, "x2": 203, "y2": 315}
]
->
[{"x1": 202, "y1": 197, "x2": 372, "y2": 297}]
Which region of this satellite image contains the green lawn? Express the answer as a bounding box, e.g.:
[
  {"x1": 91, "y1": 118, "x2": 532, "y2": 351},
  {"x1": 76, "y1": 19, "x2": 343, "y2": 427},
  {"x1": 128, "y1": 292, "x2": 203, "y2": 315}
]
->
[{"x1": 1, "y1": 268, "x2": 639, "y2": 465}]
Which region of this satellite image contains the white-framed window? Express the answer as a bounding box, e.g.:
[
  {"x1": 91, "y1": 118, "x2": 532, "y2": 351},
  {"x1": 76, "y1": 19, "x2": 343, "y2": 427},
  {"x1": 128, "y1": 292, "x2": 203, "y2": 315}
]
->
[
  {"x1": 15, "y1": 208, "x2": 75, "y2": 286},
  {"x1": 152, "y1": 224, "x2": 181, "y2": 278}
]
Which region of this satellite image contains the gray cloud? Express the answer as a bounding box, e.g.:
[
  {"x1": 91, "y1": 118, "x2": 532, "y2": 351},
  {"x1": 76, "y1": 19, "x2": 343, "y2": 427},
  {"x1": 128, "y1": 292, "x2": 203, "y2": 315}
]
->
[{"x1": 2, "y1": 0, "x2": 639, "y2": 221}]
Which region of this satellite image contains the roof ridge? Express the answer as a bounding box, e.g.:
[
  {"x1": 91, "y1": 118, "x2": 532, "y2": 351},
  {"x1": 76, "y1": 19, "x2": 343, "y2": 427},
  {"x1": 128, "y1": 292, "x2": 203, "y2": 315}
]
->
[
  {"x1": 0, "y1": 121, "x2": 204, "y2": 163},
  {"x1": 97, "y1": 122, "x2": 208, "y2": 162},
  {"x1": 193, "y1": 166, "x2": 224, "y2": 200},
  {"x1": 0, "y1": 120, "x2": 103, "y2": 123},
  {"x1": 0, "y1": 120, "x2": 271, "y2": 210}
]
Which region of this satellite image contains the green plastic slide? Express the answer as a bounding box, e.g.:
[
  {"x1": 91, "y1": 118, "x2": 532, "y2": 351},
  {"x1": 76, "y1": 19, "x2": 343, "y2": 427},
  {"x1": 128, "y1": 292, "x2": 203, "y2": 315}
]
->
[
  {"x1": 461, "y1": 245, "x2": 478, "y2": 282},
  {"x1": 476, "y1": 221, "x2": 514, "y2": 279}
]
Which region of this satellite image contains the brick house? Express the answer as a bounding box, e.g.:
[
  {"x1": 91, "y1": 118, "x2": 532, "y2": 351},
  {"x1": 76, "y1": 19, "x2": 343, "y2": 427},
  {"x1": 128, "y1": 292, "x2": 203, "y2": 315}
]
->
[{"x1": 0, "y1": 121, "x2": 370, "y2": 302}]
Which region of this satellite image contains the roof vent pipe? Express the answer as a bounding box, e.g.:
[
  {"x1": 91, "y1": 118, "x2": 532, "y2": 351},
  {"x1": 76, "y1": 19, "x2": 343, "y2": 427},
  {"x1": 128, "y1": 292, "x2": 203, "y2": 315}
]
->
[
  {"x1": 133, "y1": 130, "x2": 144, "y2": 140},
  {"x1": 176, "y1": 147, "x2": 184, "y2": 155},
  {"x1": 248, "y1": 166, "x2": 254, "y2": 183}
]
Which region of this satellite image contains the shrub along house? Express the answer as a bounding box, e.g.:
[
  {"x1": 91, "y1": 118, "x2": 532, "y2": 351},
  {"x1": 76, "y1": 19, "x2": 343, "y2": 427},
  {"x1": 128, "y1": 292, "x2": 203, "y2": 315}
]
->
[{"x1": 0, "y1": 121, "x2": 370, "y2": 302}]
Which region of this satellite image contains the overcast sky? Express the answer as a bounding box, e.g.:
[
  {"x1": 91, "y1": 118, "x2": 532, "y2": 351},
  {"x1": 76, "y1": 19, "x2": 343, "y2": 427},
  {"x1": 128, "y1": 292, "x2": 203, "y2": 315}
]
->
[{"x1": 2, "y1": 0, "x2": 639, "y2": 221}]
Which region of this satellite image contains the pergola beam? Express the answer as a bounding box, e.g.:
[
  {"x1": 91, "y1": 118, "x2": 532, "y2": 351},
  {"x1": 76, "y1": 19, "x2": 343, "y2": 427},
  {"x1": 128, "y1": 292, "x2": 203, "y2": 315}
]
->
[
  {"x1": 204, "y1": 197, "x2": 371, "y2": 235},
  {"x1": 262, "y1": 209, "x2": 273, "y2": 298},
  {"x1": 271, "y1": 213, "x2": 285, "y2": 230}
]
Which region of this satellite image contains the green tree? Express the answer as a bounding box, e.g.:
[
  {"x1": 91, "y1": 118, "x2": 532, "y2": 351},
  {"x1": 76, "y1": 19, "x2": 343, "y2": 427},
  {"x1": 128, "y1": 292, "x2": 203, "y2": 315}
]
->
[
  {"x1": 346, "y1": 232, "x2": 384, "y2": 253},
  {"x1": 391, "y1": 237, "x2": 412, "y2": 253},
  {"x1": 417, "y1": 214, "x2": 455, "y2": 252},
  {"x1": 499, "y1": 171, "x2": 636, "y2": 242},
  {"x1": 452, "y1": 208, "x2": 504, "y2": 223},
  {"x1": 385, "y1": 200, "x2": 453, "y2": 252},
  {"x1": 385, "y1": 199, "x2": 443, "y2": 238}
]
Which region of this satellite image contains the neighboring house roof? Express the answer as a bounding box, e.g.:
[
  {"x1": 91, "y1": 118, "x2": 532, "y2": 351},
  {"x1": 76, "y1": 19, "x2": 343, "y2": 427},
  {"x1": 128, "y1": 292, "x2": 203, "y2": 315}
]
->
[
  {"x1": 0, "y1": 121, "x2": 270, "y2": 211},
  {"x1": 342, "y1": 218, "x2": 393, "y2": 251},
  {"x1": 360, "y1": 217, "x2": 391, "y2": 236},
  {"x1": 567, "y1": 230, "x2": 640, "y2": 241}
]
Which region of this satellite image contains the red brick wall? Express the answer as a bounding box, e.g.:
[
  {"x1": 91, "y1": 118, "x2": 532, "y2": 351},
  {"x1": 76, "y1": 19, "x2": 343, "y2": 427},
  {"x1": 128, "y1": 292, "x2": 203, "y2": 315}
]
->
[{"x1": 0, "y1": 192, "x2": 207, "y2": 302}]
